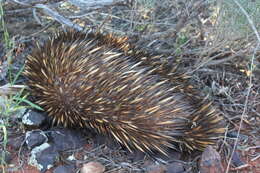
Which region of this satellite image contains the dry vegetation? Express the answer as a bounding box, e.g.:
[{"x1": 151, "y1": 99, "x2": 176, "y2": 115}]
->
[{"x1": 0, "y1": 0, "x2": 260, "y2": 172}]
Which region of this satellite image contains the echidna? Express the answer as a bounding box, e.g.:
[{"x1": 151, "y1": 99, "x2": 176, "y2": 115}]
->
[{"x1": 24, "y1": 29, "x2": 225, "y2": 154}]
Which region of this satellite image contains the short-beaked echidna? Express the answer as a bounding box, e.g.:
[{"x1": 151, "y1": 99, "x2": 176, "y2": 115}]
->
[{"x1": 24, "y1": 29, "x2": 225, "y2": 154}]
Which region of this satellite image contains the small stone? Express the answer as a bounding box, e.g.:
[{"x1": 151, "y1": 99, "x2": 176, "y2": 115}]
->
[
  {"x1": 8, "y1": 135, "x2": 25, "y2": 150},
  {"x1": 53, "y1": 165, "x2": 75, "y2": 173},
  {"x1": 25, "y1": 130, "x2": 48, "y2": 150},
  {"x1": 200, "y1": 146, "x2": 224, "y2": 173},
  {"x1": 10, "y1": 107, "x2": 27, "y2": 121},
  {"x1": 231, "y1": 151, "x2": 245, "y2": 167},
  {"x1": 166, "y1": 162, "x2": 185, "y2": 173},
  {"x1": 22, "y1": 110, "x2": 47, "y2": 128},
  {"x1": 48, "y1": 128, "x2": 85, "y2": 152},
  {"x1": 29, "y1": 143, "x2": 59, "y2": 172},
  {"x1": 80, "y1": 161, "x2": 105, "y2": 173},
  {"x1": 147, "y1": 164, "x2": 166, "y2": 173},
  {"x1": 67, "y1": 154, "x2": 77, "y2": 161}
]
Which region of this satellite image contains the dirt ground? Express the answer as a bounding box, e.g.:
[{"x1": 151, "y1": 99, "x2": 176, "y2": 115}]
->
[{"x1": 1, "y1": 0, "x2": 260, "y2": 172}]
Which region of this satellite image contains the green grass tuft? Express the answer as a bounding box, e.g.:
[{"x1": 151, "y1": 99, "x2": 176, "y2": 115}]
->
[{"x1": 0, "y1": 2, "x2": 42, "y2": 172}]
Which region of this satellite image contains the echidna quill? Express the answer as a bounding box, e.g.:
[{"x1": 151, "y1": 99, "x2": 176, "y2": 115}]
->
[{"x1": 24, "y1": 29, "x2": 225, "y2": 155}]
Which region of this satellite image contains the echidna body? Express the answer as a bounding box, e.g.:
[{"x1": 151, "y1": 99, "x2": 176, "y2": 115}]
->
[{"x1": 24, "y1": 29, "x2": 225, "y2": 154}]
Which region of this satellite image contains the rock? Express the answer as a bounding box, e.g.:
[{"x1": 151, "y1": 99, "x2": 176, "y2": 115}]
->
[
  {"x1": 8, "y1": 135, "x2": 25, "y2": 150},
  {"x1": 231, "y1": 151, "x2": 245, "y2": 167},
  {"x1": 48, "y1": 128, "x2": 85, "y2": 152},
  {"x1": 147, "y1": 164, "x2": 166, "y2": 173},
  {"x1": 22, "y1": 110, "x2": 47, "y2": 128},
  {"x1": 166, "y1": 162, "x2": 185, "y2": 173},
  {"x1": 200, "y1": 146, "x2": 224, "y2": 173},
  {"x1": 29, "y1": 143, "x2": 59, "y2": 172},
  {"x1": 94, "y1": 135, "x2": 121, "y2": 150},
  {"x1": 25, "y1": 130, "x2": 48, "y2": 150},
  {"x1": 80, "y1": 162, "x2": 105, "y2": 173},
  {"x1": 10, "y1": 107, "x2": 27, "y2": 121},
  {"x1": 66, "y1": 154, "x2": 77, "y2": 161},
  {"x1": 53, "y1": 165, "x2": 75, "y2": 173},
  {"x1": 128, "y1": 150, "x2": 145, "y2": 162}
]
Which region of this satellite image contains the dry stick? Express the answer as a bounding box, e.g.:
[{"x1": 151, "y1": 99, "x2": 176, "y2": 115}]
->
[
  {"x1": 10, "y1": 0, "x2": 30, "y2": 6},
  {"x1": 32, "y1": 8, "x2": 43, "y2": 26},
  {"x1": 203, "y1": 51, "x2": 245, "y2": 66},
  {"x1": 129, "y1": 0, "x2": 137, "y2": 32},
  {"x1": 34, "y1": 4, "x2": 83, "y2": 31},
  {"x1": 34, "y1": 0, "x2": 125, "y2": 31},
  {"x1": 225, "y1": 0, "x2": 260, "y2": 173},
  {"x1": 0, "y1": 84, "x2": 27, "y2": 96},
  {"x1": 68, "y1": 0, "x2": 123, "y2": 8}
]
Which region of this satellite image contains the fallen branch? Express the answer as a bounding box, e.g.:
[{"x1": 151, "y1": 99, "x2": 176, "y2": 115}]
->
[{"x1": 34, "y1": 4, "x2": 83, "y2": 31}]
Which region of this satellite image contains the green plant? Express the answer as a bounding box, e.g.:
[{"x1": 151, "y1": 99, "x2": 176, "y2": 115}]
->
[
  {"x1": 174, "y1": 33, "x2": 189, "y2": 55},
  {"x1": 0, "y1": 3, "x2": 42, "y2": 171},
  {"x1": 0, "y1": 124, "x2": 7, "y2": 172},
  {"x1": 0, "y1": 0, "x2": 12, "y2": 49},
  {"x1": 1, "y1": 65, "x2": 43, "y2": 118},
  {"x1": 0, "y1": 71, "x2": 43, "y2": 173}
]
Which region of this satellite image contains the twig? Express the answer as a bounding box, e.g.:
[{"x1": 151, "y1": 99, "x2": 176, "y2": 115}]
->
[
  {"x1": 10, "y1": 0, "x2": 30, "y2": 7},
  {"x1": 32, "y1": 8, "x2": 43, "y2": 26},
  {"x1": 245, "y1": 145, "x2": 260, "y2": 151},
  {"x1": 68, "y1": 0, "x2": 124, "y2": 9},
  {"x1": 0, "y1": 84, "x2": 27, "y2": 96},
  {"x1": 34, "y1": 4, "x2": 83, "y2": 31},
  {"x1": 33, "y1": 22, "x2": 54, "y2": 36},
  {"x1": 251, "y1": 154, "x2": 260, "y2": 162},
  {"x1": 202, "y1": 51, "x2": 244, "y2": 66},
  {"x1": 225, "y1": 0, "x2": 260, "y2": 172}
]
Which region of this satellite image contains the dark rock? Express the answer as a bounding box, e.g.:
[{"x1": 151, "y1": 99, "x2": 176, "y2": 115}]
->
[
  {"x1": 200, "y1": 146, "x2": 224, "y2": 173},
  {"x1": 0, "y1": 150, "x2": 12, "y2": 164},
  {"x1": 128, "y1": 150, "x2": 145, "y2": 162},
  {"x1": 29, "y1": 143, "x2": 59, "y2": 172},
  {"x1": 10, "y1": 107, "x2": 27, "y2": 121},
  {"x1": 47, "y1": 128, "x2": 86, "y2": 152},
  {"x1": 53, "y1": 165, "x2": 76, "y2": 173},
  {"x1": 25, "y1": 130, "x2": 48, "y2": 150},
  {"x1": 22, "y1": 110, "x2": 47, "y2": 128},
  {"x1": 166, "y1": 162, "x2": 185, "y2": 173},
  {"x1": 231, "y1": 151, "x2": 245, "y2": 167},
  {"x1": 8, "y1": 135, "x2": 25, "y2": 150},
  {"x1": 92, "y1": 134, "x2": 107, "y2": 147},
  {"x1": 93, "y1": 134, "x2": 115, "y2": 147}
]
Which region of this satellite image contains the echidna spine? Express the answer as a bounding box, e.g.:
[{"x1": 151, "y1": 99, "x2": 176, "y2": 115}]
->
[{"x1": 24, "y1": 29, "x2": 225, "y2": 154}]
